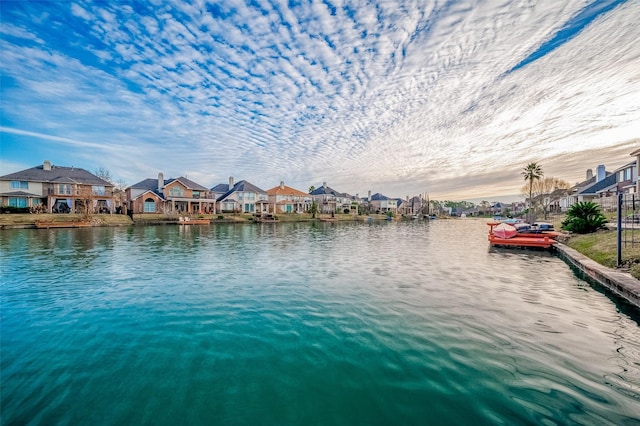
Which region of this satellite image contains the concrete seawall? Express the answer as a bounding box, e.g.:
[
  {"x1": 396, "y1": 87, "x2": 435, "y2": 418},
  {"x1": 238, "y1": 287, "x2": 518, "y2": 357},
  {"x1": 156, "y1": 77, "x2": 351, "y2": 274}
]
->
[{"x1": 556, "y1": 243, "x2": 640, "y2": 310}]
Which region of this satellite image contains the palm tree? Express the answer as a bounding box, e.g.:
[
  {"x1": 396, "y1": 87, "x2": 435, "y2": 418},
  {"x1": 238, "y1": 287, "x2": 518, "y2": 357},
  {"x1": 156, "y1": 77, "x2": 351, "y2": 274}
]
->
[{"x1": 521, "y1": 162, "x2": 543, "y2": 222}]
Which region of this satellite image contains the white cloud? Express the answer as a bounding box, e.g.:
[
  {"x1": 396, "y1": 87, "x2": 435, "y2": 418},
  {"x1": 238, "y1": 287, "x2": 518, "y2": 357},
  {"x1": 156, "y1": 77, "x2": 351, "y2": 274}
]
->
[
  {"x1": 70, "y1": 3, "x2": 91, "y2": 20},
  {"x1": 0, "y1": 0, "x2": 638, "y2": 198}
]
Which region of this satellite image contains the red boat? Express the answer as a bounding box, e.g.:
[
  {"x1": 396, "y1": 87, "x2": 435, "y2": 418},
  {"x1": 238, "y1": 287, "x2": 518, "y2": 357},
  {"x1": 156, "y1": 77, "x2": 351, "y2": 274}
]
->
[{"x1": 487, "y1": 222, "x2": 558, "y2": 249}]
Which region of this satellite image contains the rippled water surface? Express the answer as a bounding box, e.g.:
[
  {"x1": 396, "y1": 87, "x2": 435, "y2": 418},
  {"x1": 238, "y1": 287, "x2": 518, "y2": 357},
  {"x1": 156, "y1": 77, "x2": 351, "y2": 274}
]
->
[{"x1": 2, "y1": 219, "x2": 639, "y2": 425}]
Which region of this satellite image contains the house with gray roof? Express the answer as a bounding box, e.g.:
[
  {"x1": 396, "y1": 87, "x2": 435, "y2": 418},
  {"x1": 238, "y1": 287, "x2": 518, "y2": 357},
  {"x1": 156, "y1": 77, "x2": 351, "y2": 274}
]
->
[
  {"x1": 310, "y1": 182, "x2": 357, "y2": 214},
  {"x1": 369, "y1": 193, "x2": 398, "y2": 214},
  {"x1": 216, "y1": 177, "x2": 268, "y2": 214},
  {"x1": 126, "y1": 173, "x2": 217, "y2": 214},
  {"x1": 561, "y1": 165, "x2": 613, "y2": 209},
  {"x1": 632, "y1": 148, "x2": 640, "y2": 194},
  {"x1": 560, "y1": 160, "x2": 638, "y2": 210},
  {"x1": 0, "y1": 160, "x2": 114, "y2": 213},
  {"x1": 576, "y1": 161, "x2": 636, "y2": 202},
  {"x1": 612, "y1": 160, "x2": 637, "y2": 195}
]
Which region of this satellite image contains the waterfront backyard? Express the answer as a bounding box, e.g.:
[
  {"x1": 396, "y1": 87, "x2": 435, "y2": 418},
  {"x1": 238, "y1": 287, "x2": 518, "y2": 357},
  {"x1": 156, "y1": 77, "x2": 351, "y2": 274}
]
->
[{"x1": 1, "y1": 219, "x2": 638, "y2": 424}]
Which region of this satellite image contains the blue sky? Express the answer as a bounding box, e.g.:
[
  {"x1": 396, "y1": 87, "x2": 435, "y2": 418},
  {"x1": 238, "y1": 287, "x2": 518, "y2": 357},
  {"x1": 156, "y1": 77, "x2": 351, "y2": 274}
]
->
[{"x1": 1, "y1": 0, "x2": 638, "y2": 201}]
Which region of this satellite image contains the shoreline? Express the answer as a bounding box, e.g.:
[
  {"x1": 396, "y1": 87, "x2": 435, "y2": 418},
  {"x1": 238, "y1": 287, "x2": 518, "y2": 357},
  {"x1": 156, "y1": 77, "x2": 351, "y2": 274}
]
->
[
  {"x1": 0, "y1": 212, "x2": 401, "y2": 230},
  {"x1": 555, "y1": 243, "x2": 640, "y2": 310}
]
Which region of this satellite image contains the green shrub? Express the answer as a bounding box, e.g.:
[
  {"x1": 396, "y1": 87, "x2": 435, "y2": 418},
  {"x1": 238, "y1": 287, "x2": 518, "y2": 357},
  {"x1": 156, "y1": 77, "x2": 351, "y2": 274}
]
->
[
  {"x1": 217, "y1": 215, "x2": 224, "y2": 220},
  {"x1": 561, "y1": 202, "x2": 607, "y2": 234}
]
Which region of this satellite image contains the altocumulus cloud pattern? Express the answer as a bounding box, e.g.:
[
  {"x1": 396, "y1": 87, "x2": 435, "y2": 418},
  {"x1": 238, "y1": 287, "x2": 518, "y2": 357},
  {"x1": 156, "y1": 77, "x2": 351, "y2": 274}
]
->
[{"x1": 1, "y1": 0, "x2": 638, "y2": 199}]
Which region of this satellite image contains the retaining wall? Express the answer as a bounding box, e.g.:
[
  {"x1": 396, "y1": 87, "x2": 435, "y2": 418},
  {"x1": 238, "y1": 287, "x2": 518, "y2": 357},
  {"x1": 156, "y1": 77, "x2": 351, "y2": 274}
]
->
[{"x1": 556, "y1": 243, "x2": 640, "y2": 310}]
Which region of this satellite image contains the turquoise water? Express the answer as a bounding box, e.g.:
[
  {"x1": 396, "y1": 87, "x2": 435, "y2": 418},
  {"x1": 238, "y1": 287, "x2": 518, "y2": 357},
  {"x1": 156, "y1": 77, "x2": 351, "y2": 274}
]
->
[{"x1": 1, "y1": 219, "x2": 639, "y2": 425}]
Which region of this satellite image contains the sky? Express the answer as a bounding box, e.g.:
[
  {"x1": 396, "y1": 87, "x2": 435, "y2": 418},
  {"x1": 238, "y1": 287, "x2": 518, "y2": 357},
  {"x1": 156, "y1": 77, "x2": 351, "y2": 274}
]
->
[{"x1": 1, "y1": 0, "x2": 639, "y2": 202}]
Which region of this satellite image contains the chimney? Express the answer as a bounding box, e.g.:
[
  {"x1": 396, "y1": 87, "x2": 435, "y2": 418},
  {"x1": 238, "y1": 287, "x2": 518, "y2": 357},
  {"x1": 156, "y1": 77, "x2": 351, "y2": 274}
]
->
[
  {"x1": 586, "y1": 169, "x2": 593, "y2": 180},
  {"x1": 229, "y1": 176, "x2": 235, "y2": 189},
  {"x1": 596, "y1": 165, "x2": 605, "y2": 183},
  {"x1": 43, "y1": 160, "x2": 51, "y2": 171},
  {"x1": 158, "y1": 173, "x2": 164, "y2": 192},
  {"x1": 280, "y1": 181, "x2": 284, "y2": 189},
  {"x1": 323, "y1": 182, "x2": 327, "y2": 189},
  {"x1": 368, "y1": 190, "x2": 371, "y2": 201}
]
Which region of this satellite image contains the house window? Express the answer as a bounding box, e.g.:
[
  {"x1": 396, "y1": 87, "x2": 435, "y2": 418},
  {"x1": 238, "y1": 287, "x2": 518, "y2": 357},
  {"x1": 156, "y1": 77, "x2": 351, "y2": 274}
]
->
[
  {"x1": 245, "y1": 203, "x2": 254, "y2": 213},
  {"x1": 169, "y1": 186, "x2": 184, "y2": 197},
  {"x1": 11, "y1": 181, "x2": 28, "y2": 189},
  {"x1": 246, "y1": 192, "x2": 255, "y2": 200},
  {"x1": 144, "y1": 198, "x2": 156, "y2": 213},
  {"x1": 193, "y1": 191, "x2": 200, "y2": 199},
  {"x1": 625, "y1": 168, "x2": 632, "y2": 180},
  {"x1": 58, "y1": 184, "x2": 72, "y2": 195},
  {"x1": 9, "y1": 197, "x2": 27, "y2": 207},
  {"x1": 92, "y1": 186, "x2": 106, "y2": 196}
]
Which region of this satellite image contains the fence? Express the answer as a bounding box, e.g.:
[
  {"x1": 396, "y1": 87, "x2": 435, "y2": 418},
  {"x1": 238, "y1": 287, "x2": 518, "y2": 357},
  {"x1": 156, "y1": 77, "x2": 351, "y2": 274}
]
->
[
  {"x1": 583, "y1": 194, "x2": 638, "y2": 267},
  {"x1": 543, "y1": 194, "x2": 639, "y2": 267},
  {"x1": 614, "y1": 193, "x2": 639, "y2": 266}
]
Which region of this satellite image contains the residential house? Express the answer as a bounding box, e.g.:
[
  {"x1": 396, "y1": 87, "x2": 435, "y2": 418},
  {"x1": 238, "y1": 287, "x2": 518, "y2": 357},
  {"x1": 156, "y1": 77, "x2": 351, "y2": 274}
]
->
[
  {"x1": 576, "y1": 164, "x2": 625, "y2": 205},
  {"x1": 561, "y1": 165, "x2": 613, "y2": 209},
  {"x1": 397, "y1": 197, "x2": 424, "y2": 215},
  {"x1": 489, "y1": 202, "x2": 508, "y2": 216},
  {"x1": 310, "y1": 182, "x2": 355, "y2": 214},
  {"x1": 127, "y1": 173, "x2": 216, "y2": 214},
  {"x1": 460, "y1": 207, "x2": 480, "y2": 217},
  {"x1": 545, "y1": 187, "x2": 570, "y2": 214},
  {"x1": 632, "y1": 147, "x2": 640, "y2": 194},
  {"x1": 369, "y1": 193, "x2": 398, "y2": 214},
  {"x1": 403, "y1": 195, "x2": 422, "y2": 216},
  {"x1": 266, "y1": 181, "x2": 311, "y2": 214},
  {"x1": 613, "y1": 160, "x2": 637, "y2": 195},
  {"x1": 209, "y1": 177, "x2": 234, "y2": 201},
  {"x1": 0, "y1": 160, "x2": 114, "y2": 213},
  {"x1": 560, "y1": 160, "x2": 637, "y2": 211},
  {"x1": 396, "y1": 196, "x2": 427, "y2": 216},
  {"x1": 216, "y1": 177, "x2": 268, "y2": 214}
]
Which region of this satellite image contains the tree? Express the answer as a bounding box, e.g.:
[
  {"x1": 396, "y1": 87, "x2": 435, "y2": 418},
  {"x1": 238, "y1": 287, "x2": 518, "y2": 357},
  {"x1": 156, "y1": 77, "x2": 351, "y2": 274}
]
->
[
  {"x1": 94, "y1": 166, "x2": 114, "y2": 183},
  {"x1": 308, "y1": 185, "x2": 315, "y2": 194},
  {"x1": 430, "y1": 200, "x2": 443, "y2": 215},
  {"x1": 561, "y1": 202, "x2": 607, "y2": 234},
  {"x1": 309, "y1": 200, "x2": 318, "y2": 218},
  {"x1": 76, "y1": 184, "x2": 95, "y2": 220},
  {"x1": 478, "y1": 200, "x2": 490, "y2": 215},
  {"x1": 112, "y1": 179, "x2": 128, "y2": 214},
  {"x1": 521, "y1": 162, "x2": 543, "y2": 222},
  {"x1": 520, "y1": 177, "x2": 571, "y2": 219}
]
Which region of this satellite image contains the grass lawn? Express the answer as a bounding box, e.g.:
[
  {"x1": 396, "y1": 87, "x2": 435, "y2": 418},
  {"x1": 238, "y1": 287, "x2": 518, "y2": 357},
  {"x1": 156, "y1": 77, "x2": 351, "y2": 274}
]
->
[
  {"x1": 566, "y1": 229, "x2": 640, "y2": 280},
  {"x1": 0, "y1": 213, "x2": 133, "y2": 226}
]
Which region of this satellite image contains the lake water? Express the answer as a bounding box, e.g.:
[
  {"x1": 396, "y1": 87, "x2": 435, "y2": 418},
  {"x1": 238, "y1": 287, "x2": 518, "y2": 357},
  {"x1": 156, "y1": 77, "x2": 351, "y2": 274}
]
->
[{"x1": 1, "y1": 219, "x2": 639, "y2": 425}]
